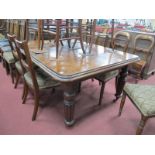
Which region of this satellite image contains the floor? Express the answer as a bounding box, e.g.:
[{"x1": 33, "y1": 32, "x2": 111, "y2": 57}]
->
[{"x1": 0, "y1": 63, "x2": 155, "y2": 135}]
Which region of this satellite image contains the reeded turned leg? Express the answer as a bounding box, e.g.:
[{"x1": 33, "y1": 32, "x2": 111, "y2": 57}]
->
[
  {"x1": 114, "y1": 65, "x2": 128, "y2": 101},
  {"x1": 136, "y1": 115, "x2": 148, "y2": 135},
  {"x1": 63, "y1": 82, "x2": 78, "y2": 126}
]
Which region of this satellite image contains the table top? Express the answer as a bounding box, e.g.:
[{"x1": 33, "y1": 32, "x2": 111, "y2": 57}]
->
[{"x1": 30, "y1": 42, "x2": 140, "y2": 82}]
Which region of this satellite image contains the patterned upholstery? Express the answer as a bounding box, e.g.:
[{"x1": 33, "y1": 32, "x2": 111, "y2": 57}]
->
[
  {"x1": 15, "y1": 61, "x2": 23, "y2": 74},
  {"x1": 24, "y1": 69, "x2": 60, "y2": 89},
  {"x1": 0, "y1": 33, "x2": 9, "y2": 47},
  {"x1": 1, "y1": 46, "x2": 12, "y2": 53},
  {"x1": 96, "y1": 70, "x2": 119, "y2": 82},
  {"x1": 124, "y1": 83, "x2": 155, "y2": 116},
  {"x1": 0, "y1": 33, "x2": 5, "y2": 40},
  {"x1": 0, "y1": 40, "x2": 9, "y2": 47},
  {"x1": 3, "y1": 52, "x2": 15, "y2": 63}
]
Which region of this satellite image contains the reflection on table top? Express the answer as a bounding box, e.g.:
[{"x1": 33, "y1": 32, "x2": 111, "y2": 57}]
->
[{"x1": 30, "y1": 42, "x2": 140, "y2": 82}]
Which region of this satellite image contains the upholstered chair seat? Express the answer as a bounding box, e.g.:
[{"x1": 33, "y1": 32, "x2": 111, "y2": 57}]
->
[
  {"x1": 3, "y1": 52, "x2": 15, "y2": 63},
  {"x1": 0, "y1": 40, "x2": 9, "y2": 47},
  {"x1": 96, "y1": 70, "x2": 119, "y2": 83},
  {"x1": 0, "y1": 33, "x2": 5, "y2": 40},
  {"x1": 124, "y1": 83, "x2": 155, "y2": 116},
  {"x1": 1, "y1": 46, "x2": 12, "y2": 53},
  {"x1": 24, "y1": 69, "x2": 60, "y2": 90},
  {"x1": 119, "y1": 83, "x2": 155, "y2": 134}
]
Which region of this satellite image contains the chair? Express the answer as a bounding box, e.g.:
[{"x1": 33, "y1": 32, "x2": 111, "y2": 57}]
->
[
  {"x1": 15, "y1": 39, "x2": 60, "y2": 121},
  {"x1": 95, "y1": 31, "x2": 131, "y2": 105},
  {"x1": 1, "y1": 20, "x2": 20, "y2": 83},
  {"x1": 48, "y1": 19, "x2": 96, "y2": 58},
  {"x1": 118, "y1": 83, "x2": 155, "y2": 135},
  {"x1": 128, "y1": 34, "x2": 155, "y2": 82},
  {"x1": 112, "y1": 31, "x2": 131, "y2": 52},
  {"x1": 0, "y1": 20, "x2": 10, "y2": 61},
  {"x1": 7, "y1": 34, "x2": 23, "y2": 88}
]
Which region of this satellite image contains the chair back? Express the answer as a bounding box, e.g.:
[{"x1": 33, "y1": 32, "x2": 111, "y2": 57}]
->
[
  {"x1": 19, "y1": 20, "x2": 27, "y2": 40},
  {"x1": 13, "y1": 20, "x2": 20, "y2": 39},
  {"x1": 7, "y1": 34, "x2": 19, "y2": 61},
  {"x1": 15, "y1": 39, "x2": 39, "y2": 92},
  {"x1": 112, "y1": 31, "x2": 130, "y2": 52},
  {"x1": 6, "y1": 20, "x2": 10, "y2": 33},
  {"x1": 133, "y1": 34, "x2": 155, "y2": 61},
  {"x1": 9, "y1": 20, "x2": 14, "y2": 35}
]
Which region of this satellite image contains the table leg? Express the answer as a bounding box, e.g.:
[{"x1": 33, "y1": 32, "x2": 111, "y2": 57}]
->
[
  {"x1": 115, "y1": 65, "x2": 128, "y2": 101},
  {"x1": 63, "y1": 82, "x2": 78, "y2": 126}
]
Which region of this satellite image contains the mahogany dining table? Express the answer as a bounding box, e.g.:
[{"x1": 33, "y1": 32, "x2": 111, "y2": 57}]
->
[{"x1": 29, "y1": 42, "x2": 140, "y2": 126}]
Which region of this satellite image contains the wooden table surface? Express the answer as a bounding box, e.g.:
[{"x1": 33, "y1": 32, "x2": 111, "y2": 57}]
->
[
  {"x1": 31, "y1": 42, "x2": 139, "y2": 82},
  {"x1": 29, "y1": 42, "x2": 140, "y2": 126}
]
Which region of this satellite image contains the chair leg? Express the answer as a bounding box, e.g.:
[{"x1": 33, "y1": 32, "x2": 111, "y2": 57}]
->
[
  {"x1": 60, "y1": 40, "x2": 64, "y2": 46},
  {"x1": 118, "y1": 92, "x2": 126, "y2": 116},
  {"x1": 32, "y1": 92, "x2": 40, "y2": 121},
  {"x1": 98, "y1": 82, "x2": 105, "y2": 105},
  {"x1": 22, "y1": 83, "x2": 29, "y2": 104},
  {"x1": 4, "y1": 60, "x2": 10, "y2": 75},
  {"x1": 14, "y1": 72, "x2": 20, "y2": 88},
  {"x1": 22, "y1": 81, "x2": 26, "y2": 100},
  {"x1": 9, "y1": 64, "x2": 15, "y2": 84},
  {"x1": 136, "y1": 115, "x2": 148, "y2": 135},
  {"x1": 72, "y1": 39, "x2": 77, "y2": 48}
]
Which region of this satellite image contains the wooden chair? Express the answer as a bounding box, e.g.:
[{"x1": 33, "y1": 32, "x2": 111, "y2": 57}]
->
[
  {"x1": 72, "y1": 19, "x2": 97, "y2": 50},
  {"x1": 15, "y1": 39, "x2": 60, "y2": 121},
  {"x1": 0, "y1": 20, "x2": 10, "y2": 61},
  {"x1": 0, "y1": 19, "x2": 6, "y2": 36},
  {"x1": 1, "y1": 20, "x2": 21, "y2": 83},
  {"x1": 112, "y1": 31, "x2": 131, "y2": 52},
  {"x1": 118, "y1": 83, "x2": 155, "y2": 134},
  {"x1": 7, "y1": 34, "x2": 23, "y2": 88},
  {"x1": 54, "y1": 19, "x2": 96, "y2": 58},
  {"x1": 128, "y1": 34, "x2": 155, "y2": 82},
  {"x1": 95, "y1": 31, "x2": 131, "y2": 105}
]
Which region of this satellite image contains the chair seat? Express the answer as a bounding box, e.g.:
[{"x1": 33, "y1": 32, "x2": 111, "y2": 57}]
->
[
  {"x1": 129, "y1": 60, "x2": 146, "y2": 72},
  {"x1": 124, "y1": 83, "x2": 155, "y2": 116},
  {"x1": 95, "y1": 70, "x2": 119, "y2": 82},
  {"x1": 0, "y1": 40, "x2": 9, "y2": 47},
  {"x1": 0, "y1": 33, "x2": 5, "y2": 40},
  {"x1": 24, "y1": 69, "x2": 60, "y2": 89},
  {"x1": 15, "y1": 61, "x2": 23, "y2": 74},
  {"x1": 3, "y1": 52, "x2": 15, "y2": 63},
  {"x1": 1, "y1": 46, "x2": 12, "y2": 53}
]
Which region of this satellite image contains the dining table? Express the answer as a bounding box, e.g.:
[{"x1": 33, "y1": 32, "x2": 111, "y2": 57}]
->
[{"x1": 29, "y1": 42, "x2": 140, "y2": 126}]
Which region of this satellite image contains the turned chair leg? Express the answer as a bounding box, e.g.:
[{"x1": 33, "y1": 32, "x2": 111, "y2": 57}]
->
[
  {"x1": 5, "y1": 60, "x2": 10, "y2": 75},
  {"x1": 22, "y1": 81, "x2": 26, "y2": 100},
  {"x1": 72, "y1": 39, "x2": 77, "y2": 48},
  {"x1": 22, "y1": 83, "x2": 29, "y2": 104},
  {"x1": 32, "y1": 92, "x2": 40, "y2": 121},
  {"x1": 14, "y1": 71, "x2": 21, "y2": 88},
  {"x1": 98, "y1": 82, "x2": 105, "y2": 105},
  {"x1": 118, "y1": 92, "x2": 126, "y2": 116},
  {"x1": 136, "y1": 115, "x2": 148, "y2": 135},
  {"x1": 9, "y1": 64, "x2": 15, "y2": 84}
]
